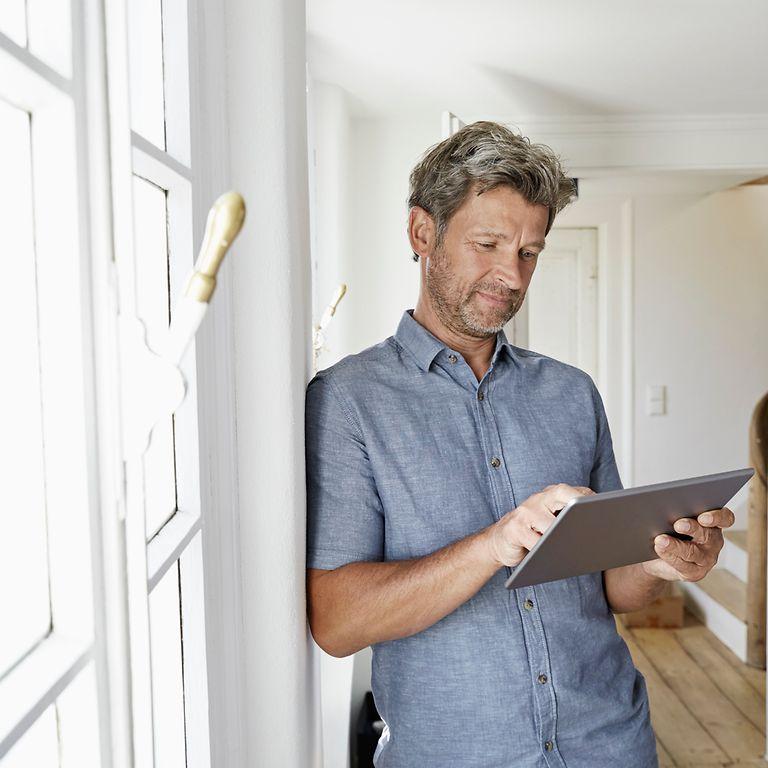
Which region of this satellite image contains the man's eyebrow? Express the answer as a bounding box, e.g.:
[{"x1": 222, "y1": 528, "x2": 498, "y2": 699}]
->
[
  {"x1": 473, "y1": 229, "x2": 509, "y2": 240},
  {"x1": 472, "y1": 229, "x2": 546, "y2": 250}
]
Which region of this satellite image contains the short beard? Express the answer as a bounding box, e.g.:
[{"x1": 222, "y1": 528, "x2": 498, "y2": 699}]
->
[{"x1": 425, "y1": 244, "x2": 525, "y2": 338}]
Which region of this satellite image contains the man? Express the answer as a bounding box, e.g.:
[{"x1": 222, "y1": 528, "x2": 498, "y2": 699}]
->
[{"x1": 305, "y1": 121, "x2": 733, "y2": 767}]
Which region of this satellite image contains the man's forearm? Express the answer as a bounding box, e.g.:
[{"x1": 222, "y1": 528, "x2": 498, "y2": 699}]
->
[
  {"x1": 308, "y1": 528, "x2": 500, "y2": 657},
  {"x1": 604, "y1": 562, "x2": 668, "y2": 613}
]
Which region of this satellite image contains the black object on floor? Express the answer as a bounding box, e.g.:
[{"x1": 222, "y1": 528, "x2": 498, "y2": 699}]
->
[{"x1": 354, "y1": 691, "x2": 384, "y2": 768}]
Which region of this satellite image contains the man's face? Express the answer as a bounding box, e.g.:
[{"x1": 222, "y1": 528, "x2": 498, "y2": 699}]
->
[{"x1": 422, "y1": 185, "x2": 549, "y2": 338}]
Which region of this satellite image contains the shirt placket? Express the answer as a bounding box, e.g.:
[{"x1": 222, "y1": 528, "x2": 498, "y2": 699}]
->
[
  {"x1": 515, "y1": 588, "x2": 566, "y2": 766},
  {"x1": 476, "y1": 359, "x2": 567, "y2": 768}
]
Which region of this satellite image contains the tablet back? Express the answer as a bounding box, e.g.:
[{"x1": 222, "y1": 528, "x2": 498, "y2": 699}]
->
[{"x1": 504, "y1": 468, "x2": 754, "y2": 590}]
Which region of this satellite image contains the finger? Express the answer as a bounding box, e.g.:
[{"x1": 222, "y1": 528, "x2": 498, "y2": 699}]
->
[
  {"x1": 697, "y1": 507, "x2": 735, "y2": 529},
  {"x1": 655, "y1": 534, "x2": 711, "y2": 569},
  {"x1": 673, "y1": 517, "x2": 713, "y2": 546},
  {"x1": 527, "y1": 507, "x2": 558, "y2": 535},
  {"x1": 652, "y1": 539, "x2": 711, "y2": 582},
  {"x1": 507, "y1": 509, "x2": 544, "y2": 551},
  {"x1": 542, "y1": 484, "x2": 591, "y2": 513},
  {"x1": 654, "y1": 544, "x2": 707, "y2": 579},
  {"x1": 656, "y1": 534, "x2": 705, "y2": 565},
  {"x1": 673, "y1": 518, "x2": 725, "y2": 555},
  {"x1": 519, "y1": 526, "x2": 542, "y2": 552}
]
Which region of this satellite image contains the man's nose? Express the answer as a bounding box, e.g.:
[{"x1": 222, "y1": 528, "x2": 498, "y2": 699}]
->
[{"x1": 493, "y1": 255, "x2": 525, "y2": 291}]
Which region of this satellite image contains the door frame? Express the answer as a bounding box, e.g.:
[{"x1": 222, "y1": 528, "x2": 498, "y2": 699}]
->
[{"x1": 553, "y1": 198, "x2": 635, "y2": 487}]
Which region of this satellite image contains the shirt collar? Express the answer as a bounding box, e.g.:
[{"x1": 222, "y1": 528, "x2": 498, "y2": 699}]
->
[{"x1": 395, "y1": 308, "x2": 515, "y2": 372}]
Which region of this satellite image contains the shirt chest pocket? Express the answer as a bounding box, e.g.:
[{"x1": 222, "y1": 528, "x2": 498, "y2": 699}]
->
[{"x1": 373, "y1": 449, "x2": 499, "y2": 559}]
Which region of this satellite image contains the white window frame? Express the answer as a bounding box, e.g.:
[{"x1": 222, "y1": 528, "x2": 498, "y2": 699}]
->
[
  {"x1": 0, "y1": 0, "x2": 242, "y2": 764},
  {"x1": 0, "y1": 18, "x2": 99, "y2": 763},
  {"x1": 105, "y1": 0, "x2": 211, "y2": 764}
]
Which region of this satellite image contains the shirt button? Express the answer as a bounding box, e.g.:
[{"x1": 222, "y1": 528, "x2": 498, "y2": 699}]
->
[
  {"x1": 477, "y1": 391, "x2": 484, "y2": 401},
  {"x1": 523, "y1": 599, "x2": 534, "y2": 611},
  {"x1": 544, "y1": 741, "x2": 554, "y2": 751},
  {"x1": 490, "y1": 456, "x2": 501, "y2": 468},
  {"x1": 448, "y1": 354, "x2": 458, "y2": 363},
  {"x1": 538, "y1": 673, "x2": 548, "y2": 684}
]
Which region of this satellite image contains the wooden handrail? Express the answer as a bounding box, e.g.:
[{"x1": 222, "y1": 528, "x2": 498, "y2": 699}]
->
[{"x1": 746, "y1": 391, "x2": 768, "y2": 669}]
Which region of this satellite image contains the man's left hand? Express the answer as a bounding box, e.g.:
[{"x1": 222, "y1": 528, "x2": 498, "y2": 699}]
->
[{"x1": 640, "y1": 507, "x2": 735, "y2": 582}]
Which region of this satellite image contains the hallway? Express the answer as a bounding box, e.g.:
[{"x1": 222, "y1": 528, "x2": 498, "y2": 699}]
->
[{"x1": 617, "y1": 611, "x2": 766, "y2": 766}]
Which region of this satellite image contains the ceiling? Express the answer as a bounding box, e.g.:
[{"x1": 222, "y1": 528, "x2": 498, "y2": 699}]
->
[{"x1": 307, "y1": 0, "x2": 768, "y2": 120}]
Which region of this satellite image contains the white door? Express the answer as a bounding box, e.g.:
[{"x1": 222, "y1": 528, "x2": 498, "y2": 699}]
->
[{"x1": 507, "y1": 228, "x2": 599, "y2": 382}]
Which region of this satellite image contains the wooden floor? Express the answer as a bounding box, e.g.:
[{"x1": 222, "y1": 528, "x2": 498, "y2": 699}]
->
[{"x1": 616, "y1": 611, "x2": 767, "y2": 767}]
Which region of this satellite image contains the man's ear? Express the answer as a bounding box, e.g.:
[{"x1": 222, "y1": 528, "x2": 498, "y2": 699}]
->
[{"x1": 408, "y1": 206, "x2": 435, "y2": 262}]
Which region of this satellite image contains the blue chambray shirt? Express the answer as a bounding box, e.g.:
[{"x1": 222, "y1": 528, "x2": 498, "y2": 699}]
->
[{"x1": 306, "y1": 308, "x2": 658, "y2": 768}]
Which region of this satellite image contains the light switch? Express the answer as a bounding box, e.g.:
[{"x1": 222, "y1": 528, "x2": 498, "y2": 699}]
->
[{"x1": 646, "y1": 385, "x2": 667, "y2": 416}]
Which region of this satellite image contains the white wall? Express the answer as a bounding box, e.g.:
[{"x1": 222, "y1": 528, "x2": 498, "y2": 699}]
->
[
  {"x1": 308, "y1": 80, "x2": 364, "y2": 768},
  {"x1": 188, "y1": 0, "x2": 246, "y2": 762},
  {"x1": 309, "y1": 81, "x2": 351, "y2": 366},
  {"x1": 224, "y1": 0, "x2": 321, "y2": 764},
  {"x1": 342, "y1": 117, "x2": 440, "y2": 354},
  {"x1": 632, "y1": 185, "x2": 768, "y2": 527},
  {"x1": 314, "y1": 116, "x2": 440, "y2": 371}
]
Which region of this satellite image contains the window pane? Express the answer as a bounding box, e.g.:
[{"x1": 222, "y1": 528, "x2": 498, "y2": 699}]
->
[
  {"x1": 0, "y1": 98, "x2": 52, "y2": 676},
  {"x1": 57, "y1": 663, "x2": 101, "y2": 768},
  {"x1": 149, "y1": 562, "x2": 186, "y2": 768},
  {"x1": 1, "y1": 706, "x2": 58, "y2": 767},
  {"x1": 0, "y1": 665, "x2": 97, "y2": 768},
  {"x1": 26, "y1": 0, "x2": 72, "y2": 77},
  {"x1": 132, "y1": 175, "x2": 178, "y2": 539},
  {"x1": 0, "y1": 0, "x2": 26, "y2": 47},
  {"x1": 127, "y1": 0, "x2": 166, "y2": 148}
]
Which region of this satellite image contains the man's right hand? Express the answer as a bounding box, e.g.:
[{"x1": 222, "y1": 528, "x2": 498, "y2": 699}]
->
[{"x1": 483, "y1": 484, "x2": 595, "y2": 567}]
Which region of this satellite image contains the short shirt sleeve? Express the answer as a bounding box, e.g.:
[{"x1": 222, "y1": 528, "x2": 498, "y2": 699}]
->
[
  {"x1": 305, "y1": 371, "x2": 385, "y2": 570},
  {"x1": 588, "y1": 380, "x2": 624, "y2": 494}
]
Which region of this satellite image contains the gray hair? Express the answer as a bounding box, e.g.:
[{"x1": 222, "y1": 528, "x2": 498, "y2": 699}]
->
[{"x1": 407, "y1": 121, "x2": 576, "y2": 261}]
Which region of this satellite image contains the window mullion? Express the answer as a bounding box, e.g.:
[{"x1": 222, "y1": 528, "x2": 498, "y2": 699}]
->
[
  {"x1": 147, "y1": 513, "x2": 202, "y2": 592},
  {"x1": 103, "y1": 0, "x2": 159, "y2": 762},
  {"x1": 0, "y1": 635, "x2": 91, "y2": 756}
]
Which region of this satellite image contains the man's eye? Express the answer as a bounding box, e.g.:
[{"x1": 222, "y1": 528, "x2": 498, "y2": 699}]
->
[
  {"x1": 521, "y1": 251, "x2": 539, "y2": 260},
  {"x1": 478, "y1": 242, "x2": 495, "y2": 249}
]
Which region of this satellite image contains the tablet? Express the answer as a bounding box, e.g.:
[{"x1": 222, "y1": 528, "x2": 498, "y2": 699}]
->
[{"x1": 504, "y1": 468, "x2": 754, "y2": 590}]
